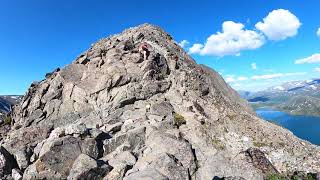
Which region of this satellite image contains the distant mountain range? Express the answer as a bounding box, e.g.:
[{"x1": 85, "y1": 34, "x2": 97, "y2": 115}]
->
[
  {"x1": 239, "y1": 79, "x2": 320, "y2": 116},
  {"x1": 0, "y1": 95, "x2": 22, "y2": 120}
]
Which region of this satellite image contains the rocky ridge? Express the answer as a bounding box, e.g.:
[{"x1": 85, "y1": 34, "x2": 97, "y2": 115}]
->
[{"x1": 0, "y1": 24, "x2": 319, "y2": 180}]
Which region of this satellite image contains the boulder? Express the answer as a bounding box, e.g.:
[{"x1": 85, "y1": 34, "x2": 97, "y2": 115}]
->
[
  {"x1": 32, "y1": 135, "x2": 101, "y2": 179},
  {"x1": 67, "y1": 154, "x2": 111, "y2": 180},
  {"x1": 245, "y1": 148, "x2": 278, "y2": 175},
  {"x1": 11, "y1": 168, "x2": 22, "y2": 180},
  {"x1": 104, "y1": 163, "x2": 130, "y2": 180}
]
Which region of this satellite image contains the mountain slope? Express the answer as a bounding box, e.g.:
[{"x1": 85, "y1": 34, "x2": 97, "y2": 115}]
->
[
  {"x1": 280, "y1": 95, "x2": 320, "y2": 116},
  {"x1": 246, "y1": 79, "x2": 320, "y2": 116},
  {"x1": 0, "y1": 98, "x2": 11, "y2": 114},
  {"x1": 0, "y1": 24, "x2": 319, "y2": 179},
  {"x1": 0, "y1": 96, "x2": 22, "y2": 123}
]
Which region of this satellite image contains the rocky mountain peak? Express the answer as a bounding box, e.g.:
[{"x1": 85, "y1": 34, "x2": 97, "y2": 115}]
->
[{"x1": 0, "y1": 24, "x2": 319, "y2": 179}]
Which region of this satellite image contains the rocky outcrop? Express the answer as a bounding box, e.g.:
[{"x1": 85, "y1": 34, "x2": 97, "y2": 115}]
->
[{"x1": 0, "y1": 24, "x2": 319, "y2": 179}]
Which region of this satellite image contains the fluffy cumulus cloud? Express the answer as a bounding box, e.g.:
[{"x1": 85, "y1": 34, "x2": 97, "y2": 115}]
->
[
  {"x1": 251, "y1": 72, "x2": 306, "y2": 80},
  {"x1": 255, "y1": 9, "x2": 301, "y2": 41},
  {"x1": 188, "y1": 21, "x2": 265, "y2": 56},
  {"x1": 178, "y1": 40, "x2": 189, "y2": 48},
  {"x1": 317, "y1": 28, "x2": 320, "y2": 37},
  {"x1": 251, "y1": 63, "x2": 257, "y2": 70},
  {"x1": 295, "y1": 53, "x2": 320, "y2": 64},
  {"x1": 186, "y1": 9, "x2": 301, "y2": 57},
  {"x1": 188, "y1": 43, "x2": 203, "y2": 54}
]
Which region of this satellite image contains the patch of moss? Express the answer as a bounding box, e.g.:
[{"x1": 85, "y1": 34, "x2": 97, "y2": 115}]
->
[
  {"x1": 267, "y1": 172, "x2": 317, "y2": 180},
  {"x1": 211, "y1": 136, "x2": 225, "y2": 150},
  {"x1": 266, "y1": 174, "x2": 287, "y2": 180},
  {"x1": 173, "y1": 112, "x2": 186, "y2": 127},
  {"x1": 226, "y1": 111, "x2": 237, "y2": 120},
  {"x1": 4, "y1": 116, "x2": 12, "y2": 125},
  {"x1": 305, "y1": 174, "x2": 317, "y2": 180},
  {"x1": 253, "y1": 141, "x2": 268, "y2": 148},
  {"x1": 291, "y1": 173, "x2": 317, "y2": 180}
]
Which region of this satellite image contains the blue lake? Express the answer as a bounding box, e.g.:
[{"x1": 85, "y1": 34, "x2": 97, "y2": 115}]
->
[{"x1": 256, "y1": 109, "x2": 320, "y2": 146}]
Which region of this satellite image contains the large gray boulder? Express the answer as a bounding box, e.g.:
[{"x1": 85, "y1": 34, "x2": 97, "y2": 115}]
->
[{"x1": 67, "y1": 154, "x2": 111, "y2": 180}]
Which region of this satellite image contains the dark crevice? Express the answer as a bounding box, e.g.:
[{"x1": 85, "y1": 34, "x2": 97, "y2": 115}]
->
[
  {"x1": 95, "y1": 132, "x2": 112, "y2": 159},
  {"x1": 118, "y1": 97, "x2": 137, "y2": 108}
]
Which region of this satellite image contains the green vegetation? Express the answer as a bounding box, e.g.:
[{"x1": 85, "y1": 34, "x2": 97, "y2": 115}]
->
[
  {"x1": 4, "y1": 116, "x2": 12, "y2": 125},
  {"x1": 266, "y1": 174, "x2": 287, "y2": 180},
  {"x1": 211, "y1": 136, "x2": 225, "y2": 150},
  {"x1": 226, "y1": 111, "x2": 237, "y2": 120},
  {"x1": 173, "y1": 112, "x2": 186, "y2": 127},
  {"x1": 253, "y1": 141, "x2": 268, "y2": 148}
]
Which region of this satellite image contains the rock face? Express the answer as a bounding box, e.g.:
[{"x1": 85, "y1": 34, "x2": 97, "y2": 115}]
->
[{"x1": 0, "y1": 24, "x2": 319, "y2": 179}]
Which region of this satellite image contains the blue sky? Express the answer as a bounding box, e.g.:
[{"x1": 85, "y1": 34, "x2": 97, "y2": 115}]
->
[{"x1": 0, "y1": 0, "x2": 319, "y2": 95}]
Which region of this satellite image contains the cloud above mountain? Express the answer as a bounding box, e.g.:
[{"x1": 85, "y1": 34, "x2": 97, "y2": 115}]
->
[
  {"x1": 295, "y1": 53, "x2": 320, "y2": 64},
  {"x1": 317, "y1": 28, "x2": 320, "y2": 37},
  {"x1": 251, "y1": 72, "x2": 306, "y2": 80},
  {"x1": 225, "y1": 75, "x2": 249, "y2": 83},
  {"x1": 255, "y1": 9, "x2": 301, "y2": 41},
  {"x1": 188, "y1": 9, "x2": 301, "y2": 57},
  {"x1": 178, "y1": 40, "x2": 189, "y2": 48},
  {"x1": 189, "y1": 21, "x2": 265, "y2": 56}
]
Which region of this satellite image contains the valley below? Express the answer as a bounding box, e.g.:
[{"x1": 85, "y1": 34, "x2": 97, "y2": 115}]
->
[
  {"x1": 240, "y1": 79, "x2": 320, "y2": 117},
  {"x1": 256, "y1": 108, "x2": 320, "y2": 146}
]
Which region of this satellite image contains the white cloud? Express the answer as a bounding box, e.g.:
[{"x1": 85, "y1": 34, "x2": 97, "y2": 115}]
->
[
  {"x1": 225, "y1": 76, "x2": 236, "y2": 83},
  {"x1": 255, "y1": 9, "x2": 301, "y2": 41},
  {"x1": 251, "y1": 63, "x2": 257, "y2": 70},
  {"x1": 251, "y1": 73, "x2": 283, "y2": 80},
  {"x1": 314, "y1": 67, "x2": 320, "y2": 72},
  {"x1": 295, "y1": 53, "x2": 320, "y2": 64},
  {"x1": 178, "y1": 40, "x2": 189, "y2": 48},
  {"x1": 251, "y1": 72, "x2": 306, "y2": 80},
  {"x1": 189, "y1": 21, "x2": 265, "y2": 56},
  {"x1": 317, "y1": 28, "x2": 320, "y2": 37},
  {"x1": 284, "y1": 72, "x2": 306, "y2": 76},
  {"x1": 188, "y1": 43, "x2": 203, "y2": 54},
  {"x1": 225, "y1": 75, "x2": 248, "y2": 83},
  {"x1": 237, "y1": 76, "x2": 248, "y2": 81},
  {"x1": 232, "y1": 83, "x2": 242, "y2": 87}
]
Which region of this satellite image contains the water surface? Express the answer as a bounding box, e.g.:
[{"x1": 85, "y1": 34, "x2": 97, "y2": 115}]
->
[{"x1": 256, "y1": 108, "x2": 320, "y2": 146}]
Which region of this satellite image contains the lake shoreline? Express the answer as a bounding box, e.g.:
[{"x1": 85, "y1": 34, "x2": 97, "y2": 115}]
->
[
  {"x1": 252, "y1": 104, "x2": 320, "y2": 117},
  {"x1": 256, "y1": 108, "x2": 320, "y2": 146}
]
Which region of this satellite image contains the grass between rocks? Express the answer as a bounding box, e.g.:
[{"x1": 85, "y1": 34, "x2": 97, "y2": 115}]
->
[
  {"x1": 266, "y1": 174, "x2": 287, "y2": 180},
  {"x1": 173, "y1": 112, "x2": 186, "y2": 127},
  {"x1": 4, "y1": 116, "x2": 12, "y2": 125},
  {"x1": 211, "y1": 136, "x2": 225, "y2": 150},
  {"x1": 253, "y1": 141, "x2": 268, "y2": 148}
]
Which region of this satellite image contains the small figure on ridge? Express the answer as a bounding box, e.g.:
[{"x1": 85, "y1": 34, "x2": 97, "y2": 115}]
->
[{"x1": 139, "y1": 42, "x2": 150, "y2": 60}]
